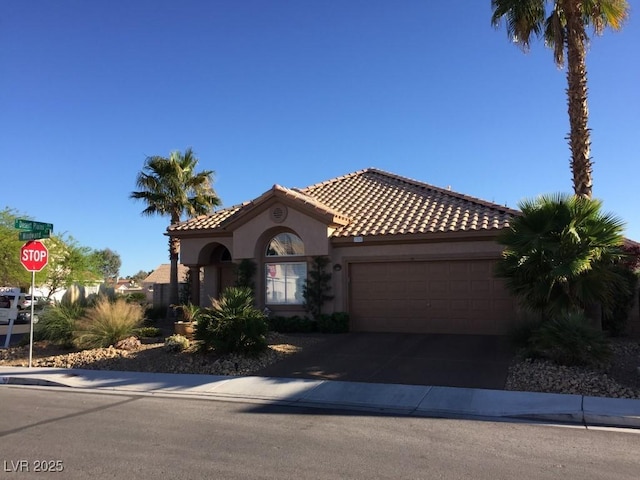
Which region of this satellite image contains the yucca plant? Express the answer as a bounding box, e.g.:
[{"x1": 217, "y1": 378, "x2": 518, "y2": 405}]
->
[
  {"x1": 195, "y1": 287, "x2": 268, "y2": 354},
  {"x1": 74, "y1": 296, "x2": 144, "y2": 349},
  {"x1": 529, "y1": 312, "x2": 612, "y2": 367}
]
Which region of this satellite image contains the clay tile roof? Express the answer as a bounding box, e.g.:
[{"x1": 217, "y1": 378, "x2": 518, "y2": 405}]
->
[
  {"x1": 300, "y1": 168, "x2": 517, "y2": 238},
  {"x1": 142, "y1": 264, "x2": 189, "y2": 284},
  {"x1": 169, "y1": 168, "x2": 518, "y2": 237},
  {"x1": 168, "y1": 205, "x2": 244, "y2": 232}
]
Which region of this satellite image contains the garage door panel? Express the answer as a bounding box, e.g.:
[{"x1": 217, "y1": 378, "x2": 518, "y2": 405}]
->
[{"x1": 350, "y1": 260, "x2": 516, "y2": 334}]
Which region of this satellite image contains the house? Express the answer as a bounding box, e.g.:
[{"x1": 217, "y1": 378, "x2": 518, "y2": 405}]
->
[
  {"x1": 168, "y1": 168, "x2": 526, "y2": 335},
  {"x1": 142, "y1": 264, "x2": 189, "y2": 307}
]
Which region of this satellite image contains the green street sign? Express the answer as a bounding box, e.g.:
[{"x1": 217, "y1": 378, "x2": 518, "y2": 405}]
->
[
  {"x1": 19, "y1": 230, "x2": 51, "y2": 241},
  {"x1": 15, "y1": 219, "x2": 54, "y2": 232}
]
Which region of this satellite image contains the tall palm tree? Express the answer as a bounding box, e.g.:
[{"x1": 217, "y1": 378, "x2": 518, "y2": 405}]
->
[
  {"x1": 495, "y1": 193, "x2": 628, "y2": 325},
  {"x1": 131, "y1": 148, "x2": 221, "y2": 308},
  {"x1": 491, "y1": 0, "x2": 629, "y2": 198}
]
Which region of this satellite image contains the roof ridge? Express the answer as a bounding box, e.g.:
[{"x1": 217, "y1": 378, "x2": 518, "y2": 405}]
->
[
  {"x1": 363, "y1": 168, "x2": 520, "y2": 215},
  {"x1": 299, "y1": 167, "x2": 375, "y2": 192}
]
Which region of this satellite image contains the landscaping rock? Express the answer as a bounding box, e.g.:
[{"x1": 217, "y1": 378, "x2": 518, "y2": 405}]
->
[{"x1": 114, "y1": 336, "x2": 141, "y2": 351}]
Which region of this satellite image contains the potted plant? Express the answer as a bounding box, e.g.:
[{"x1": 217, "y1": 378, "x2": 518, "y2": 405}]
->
[{"x1": 172, "y1": 303, "x2": 201, "y2": 339}]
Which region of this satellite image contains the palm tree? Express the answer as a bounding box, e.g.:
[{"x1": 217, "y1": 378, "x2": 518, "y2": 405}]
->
[
  {"x1": 131, "y1": 148, "x2": 221, "y2": 309},
  {"x1": 491, "y1": 0, "x2": 629, "y2": 198},
  {"x1": 495, "y1": 193, "x2": 628, "y2": 325}
]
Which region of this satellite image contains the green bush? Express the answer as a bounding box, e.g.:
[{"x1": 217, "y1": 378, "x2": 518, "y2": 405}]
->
[
  {"x1": 317, "y1": 312, "x2": 350, "y2": 333},
  {"x1": 34, "y1": 302, "x2": 85, "y2": 348},
  {"x1": 508, "y1": 314, "x2": 544, "y2": 353},
  {"x1": 268, "y1": 315, "x2": 317, "y2": 333},
  {"x1": 133, "y1": 326, "x2": 163, "y2": 338},
  {"x1": 529, "y1": 312, "x2": 612, "y2": 367},
  {"x1": 164, "y1": 334, "x2": 190, "y2": 352},
  {"x1": 74, "y1": 297, "x2": 144, "y2": 349},
  {"x1": 195, "y1": 287, "x2": 268, "y2": 355},
  {"x1": 144, "y1": 306, "x2": 166, "y2": 322},
  {"x1": 603, "y1": 267, "x2": 638, "y2": 336}
]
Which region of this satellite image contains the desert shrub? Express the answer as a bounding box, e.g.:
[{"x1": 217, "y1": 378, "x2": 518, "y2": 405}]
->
[
  {"x1": 144, "y1": 306, "x2": 166, "y2": 322},
  {"x1": 173, "y1": 303, "x2": 202, "y2": 323},
  {"x1": 74, "y1": 297, "x2": 144, "y2": 349},
  {"x1": 124, "y1": 292, "x2": 147, "y2": 304},
  {"x1": 268, "y1": 315, "x2": 316, "y2": 333},
  {"x1": 508, "y1": 314, "x2": 544, "y2": 353},
  {"x1": 302, "y1": 256, "x2": 333, "y2": 320},
  {"x1": 529, "y1": 312, "x2": 611, "y2": 367},
  {"x1": 133, "y1": 326, "x2": 163, "y2": 338},
  {"x1": 196, "y1": 287, "x2": 268, "y2": 355},
  {"x1": 164, "y1": 334, "x2": 190, "y2": 352},
  {"x1": 603, "y1": 267, "x2": 639, "y2": 336},
  {"x1": 34, "y1": 302, "x2": 85, "y2": 348},
  {"x1": 317, "y1": 312, "x2": 350, "y2": 333}
]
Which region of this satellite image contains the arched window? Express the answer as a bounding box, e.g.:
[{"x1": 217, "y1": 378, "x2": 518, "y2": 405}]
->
[
  {"x1": 266, "y1": 232, "x2": 304, "y2": 256},
  {"x1": 264, "y1": 233, "x2": 306, "y2": 305}
]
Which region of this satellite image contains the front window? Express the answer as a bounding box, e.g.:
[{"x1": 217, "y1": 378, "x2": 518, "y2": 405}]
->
[
  {"x1": 265, "y1": 262, "x2": 307, "y2": 305},
  {"x1": 265, "y1": 233, "x2": 306, "y2": 305}
]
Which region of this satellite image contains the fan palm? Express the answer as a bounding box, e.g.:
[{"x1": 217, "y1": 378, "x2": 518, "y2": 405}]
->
[
  {"x1": 491, "y1": 0, "x2": 629, "y2": 198},
  {"x1": 131, "y1": 148, "x2": 221, "y2": 307},
  {"x1": 495, "y1": 193, "x2": 628, "y2": 322}
]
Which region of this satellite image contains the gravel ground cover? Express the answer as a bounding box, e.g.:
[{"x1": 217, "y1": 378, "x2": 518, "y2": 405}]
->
[{"x1": 1, "y1": 332, "x2": 638, "y2": 399}]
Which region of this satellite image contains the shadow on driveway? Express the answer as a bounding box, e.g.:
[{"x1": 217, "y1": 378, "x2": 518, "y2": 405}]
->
[{"x1": 258, "y1": 333, "x2": 514, "y2": 390}]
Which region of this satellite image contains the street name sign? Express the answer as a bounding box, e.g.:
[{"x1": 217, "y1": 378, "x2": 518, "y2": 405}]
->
[{"x1": 15, "y1": 219, "x2": 54, "y2": 232}]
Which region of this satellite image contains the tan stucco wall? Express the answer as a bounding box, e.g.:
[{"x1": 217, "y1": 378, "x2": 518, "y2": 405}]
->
[
  {"x1": 233, "y1": 207, "x2": 331, "y2": 259},
  {"x1": 178, "y1": 236, "x2": 233, "y2": 265}
]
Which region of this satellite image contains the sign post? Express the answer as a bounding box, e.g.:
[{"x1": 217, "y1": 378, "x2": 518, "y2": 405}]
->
[{"x1": 19, "y1": 237, "x2": 51, "y2": 367}]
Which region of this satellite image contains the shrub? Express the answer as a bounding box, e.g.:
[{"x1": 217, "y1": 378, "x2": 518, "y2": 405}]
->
[
  {"x1": 268, "y1": 315, "x2": 317, "y2": 333},
  {"x1": 529, "y1": 312, "x2": 612, "y2": 367},
  {"x1": 133, "y1": 326, "x2": 163, "y2": 338},
  {"x1": 144, "y1": 306, "x2": 166, "y2": 322},
  {"x1": 173, "y1": 303, "x2": 202, "y2": 323},
  {"x1": 74, "y1": 297, "x2": 144, "y2": 349},
  {"x1": 164, "y1": 334, "x2": 190, "y2": 352},
  {"x1": 317, "y1": 312, "x2": 350, "y2": 333},
  {"x1": 603, "y1": 267, "x2": 639, "y2": 336},
  {"x1": 196, "y1": 287, "x2": 268, "y2": 355},
  {"x1": 303, "y1": 256, "x2": 333, "y2": 320},
  {"x1": 508, "y1": 314, "x2": 544, "y2": 353},
  {"x1": 34, "y1": 302, "x2": 85, "y2": 348}
]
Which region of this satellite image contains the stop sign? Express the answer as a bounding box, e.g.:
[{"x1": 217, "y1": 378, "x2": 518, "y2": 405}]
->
[{"x1": 20, "y1": 241, "x2": 49, "y2": 272}]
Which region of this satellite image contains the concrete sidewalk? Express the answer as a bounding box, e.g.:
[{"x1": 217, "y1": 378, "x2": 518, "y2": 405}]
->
[{"x1": 1, "y1": 366, "x2": 639, "y2": 429}]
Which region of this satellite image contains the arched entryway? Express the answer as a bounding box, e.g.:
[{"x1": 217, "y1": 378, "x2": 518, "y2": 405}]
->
[{"x1": 191, "y1": 242, "x2": 235, "y2": 307}]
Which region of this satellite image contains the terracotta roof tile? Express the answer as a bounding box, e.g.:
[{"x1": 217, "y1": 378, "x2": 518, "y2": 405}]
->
[
  {"x1": 169, "y1": 168, "x2": 517, "y2": 237},
  {"x1": 300, "y1": 168, "x2": 517, "y2": 237}
]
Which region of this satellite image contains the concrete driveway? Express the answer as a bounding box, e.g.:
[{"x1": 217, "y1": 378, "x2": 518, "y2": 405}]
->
[{"x1": 258, "y1": 333, "x2": 514, "y2": 390}]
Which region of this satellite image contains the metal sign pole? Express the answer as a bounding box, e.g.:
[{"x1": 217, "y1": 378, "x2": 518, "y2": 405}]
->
[{"x1": 29, "y1": 270, "x2": 35, "y2": 368}]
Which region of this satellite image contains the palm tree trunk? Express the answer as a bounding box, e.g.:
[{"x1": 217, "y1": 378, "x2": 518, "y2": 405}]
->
[
  {"x1": 168, "y1": 235, "x2": 180, "y2": 312},
  {"x1": 565, "y1": 2, "x2": 593, "y2": 198}
]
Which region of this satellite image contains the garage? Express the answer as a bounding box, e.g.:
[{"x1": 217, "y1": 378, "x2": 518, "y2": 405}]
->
[{"x1": 349, "y1": 259, "x2": 516, "y2": 335}]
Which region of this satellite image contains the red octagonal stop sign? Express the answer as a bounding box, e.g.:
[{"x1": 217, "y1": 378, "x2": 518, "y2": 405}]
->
[{"x1": 20, "y1": 241, "x2": 49, "y2": 272}]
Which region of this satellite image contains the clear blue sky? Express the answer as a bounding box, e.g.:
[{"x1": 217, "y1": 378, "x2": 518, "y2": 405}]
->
[{"x1": 1, "y1": 1, "x2": 638, "y2": 277}]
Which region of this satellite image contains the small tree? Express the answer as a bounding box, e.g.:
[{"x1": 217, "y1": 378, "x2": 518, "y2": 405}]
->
[
  {"x1": 302, "y1": 256, "x2": 333, "y2": 320},
  {"x1": 235, "y1": 259, "x2": 257, "y2": 294}
]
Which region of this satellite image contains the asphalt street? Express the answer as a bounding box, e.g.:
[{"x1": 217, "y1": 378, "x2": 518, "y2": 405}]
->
[{"x1": 1, "y1": 387, "x2": 638, "y2": 480}]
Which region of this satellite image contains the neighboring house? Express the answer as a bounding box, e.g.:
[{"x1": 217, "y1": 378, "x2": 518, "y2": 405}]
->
[
  {"x1": 115, "y1": 279, "x2": 143, "y2": 296},
  {"x1": 142, "y1": 264, "x2": 189, "y2": 307},
  {"x1": 168, "y1": 168, "x2": 526, "y2": 335}
]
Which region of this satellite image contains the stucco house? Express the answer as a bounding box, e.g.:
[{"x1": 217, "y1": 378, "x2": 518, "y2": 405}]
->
[
  {"x1": 142, "y1": 264, "x2": 189, "y2": 307},
  {"x1": 168, "y1": 168, "x2": 528, "y2": 335}
]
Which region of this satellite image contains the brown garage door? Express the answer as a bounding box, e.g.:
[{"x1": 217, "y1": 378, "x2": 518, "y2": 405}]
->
[{"x1": 349, "y1": 259, "x2": 516, "y2": 335}]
